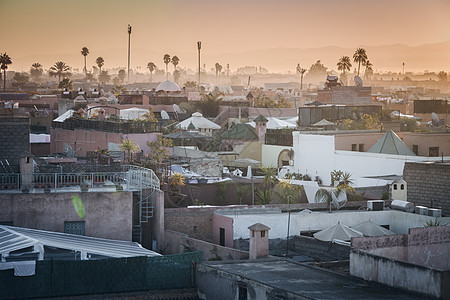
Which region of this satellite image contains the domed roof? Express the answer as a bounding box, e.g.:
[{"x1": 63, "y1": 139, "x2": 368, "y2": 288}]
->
[{"x1": 156, "y1": 80, "x2": 181, "y2": 92}]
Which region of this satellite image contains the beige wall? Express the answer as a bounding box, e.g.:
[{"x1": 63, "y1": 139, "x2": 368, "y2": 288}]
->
[
  {"x1": 334, "y1": 133, "x2": 384, "y2": 152},
  {"x1": 402, "y1": 132, "x2": 450, "y2": 156},
  {"x1": 0, "y1": 191, "x2": 133, "y2": 241}
]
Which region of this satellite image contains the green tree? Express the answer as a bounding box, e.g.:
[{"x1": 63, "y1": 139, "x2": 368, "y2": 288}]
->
[
  {"x1": 13, "y1": 72, "x2": 29, "y2": 85},
  {"x1": 169, "y1": 172, "x2": 185, "y2": 194},
  {"x1": 98, "y1": 70, "x2": 111, "y2": 84},
  {"x1": 307, "y1": 60, "x2": 327, "y2": 79},
  {"x1": 110, "y1": 84, "x2": 128, "y2": 97},
  {"x1": 118, "y1": 69, "x2": 126, "y2": 84},
  {"x1": 95, "y1": 57, "x2": 104, "y2": 75},
  {"x1": 215, "y1": 63, "x2": 223, "y2": 77},
  {"x1": 58, "y1": 78, "x2": 73, "y2": 90},
  {"x1": 85, "y1": 72, "x2": 96, "y2": 83},
  {"x1": 171, "y1": 56, "x2": 179, "y2": 71},
  {"x1": 173, "y1": 69, "x2": 181, "y2": 83},
  {"x1": 184, "y1": 81, "x2": 197, "y2": 88},
  {"x1": 315, "y1": 188, "x2": 345, "y2": 213},
  {"x1": 437, "y1": 71, "x2": 447, "y2": 81},
  {"x1": 119, "y1": 138, "x2": 139, "y2": 162},
  {"x1": 81, "y1": 47, "x2": 89, "y2": 75},
  {"x1": 353, "y1": 48, "x2": 368, "y2": 76},
  {"x1": 147, "y1": 62, "x2": 156, "y2": 82},
  {"x1": 364, "y1": 60, "x2": 373, "y2": 79},
  {"x1": 163, "y1": 54, "x2": 171, "y2": 80},
  {"x1": 48, "y1": 61, "x2": 71, "y2": 83},
  {"x1": 30, "y1": 63, "x2": 43, "y2": 82},
  {"x1": 147, "y1": 135, "x2": 173, "y2": 168},
  {"x1": 337, "y1": 56, "x2": 352, "y2": 76},
  {"x1": 0, "y1": 53, "x2": 12, "y2": 91},
  {"x1": 196, "y1": 92, "x2": 222, "y2": 117}
]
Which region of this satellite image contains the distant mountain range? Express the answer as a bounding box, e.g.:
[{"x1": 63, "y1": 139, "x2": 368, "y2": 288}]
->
[{"x1": 12, "y1": 41, "x2": 450, "y2": 73}]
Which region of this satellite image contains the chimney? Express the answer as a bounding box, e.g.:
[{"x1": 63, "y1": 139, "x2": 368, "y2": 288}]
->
[
  {"x1": 248, "y1": 223, "x2": 270, "y2": 259},
  {"x1": 253, "y1": 114, "x2": 268, "y2": 142}
]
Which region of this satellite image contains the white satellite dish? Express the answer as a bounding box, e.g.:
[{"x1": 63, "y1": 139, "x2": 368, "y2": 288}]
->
[
  {"x1": 431, "y1": 112, "x2": 439, "y2": 121},
  {"x1": 173, "y1": 104, "x2": 181, "y2": 114},
  {"x1": 63, "y1": 143, "x2": 75, "y2": 157},
  {"x1": 354, "y1": 76, "x2": 363, "y2": 87},
  {"x1": 161, "y1": 110, "x2": 170, "y2": 120}
]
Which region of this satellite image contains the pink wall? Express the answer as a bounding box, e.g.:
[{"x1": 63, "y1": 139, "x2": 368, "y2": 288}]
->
[
  {"x1": 212, "y1": 213, "x2": 234, "y2": 247},
  {"x1": 402, "y1": 132, "x2": 450, "y2": 156},
  {"x1": 334, "y1": 132, "x2": 384, "y2": 151}
]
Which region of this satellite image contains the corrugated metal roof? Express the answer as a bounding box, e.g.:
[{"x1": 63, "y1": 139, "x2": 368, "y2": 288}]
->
[{"x1": 0, "y1": 225, "x2": 160, "y2": 259}]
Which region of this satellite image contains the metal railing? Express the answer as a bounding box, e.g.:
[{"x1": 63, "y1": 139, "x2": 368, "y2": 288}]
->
[{"x1": 0, "y1": 166, "x2": 160, "y2": 193}]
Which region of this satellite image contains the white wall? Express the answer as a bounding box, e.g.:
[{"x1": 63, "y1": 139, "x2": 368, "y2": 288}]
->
[
  {"x1": 262, "y1": 144, "x2": 291, "y2": 167},
  {"x1": 292, "y1": 133, "x2": 450, "y2": 186},
  {"x1": 222, "y1": 209, "x2": 450, "y2": 240}
]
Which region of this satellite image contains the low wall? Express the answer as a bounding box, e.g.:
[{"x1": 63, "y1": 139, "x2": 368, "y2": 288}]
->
[
  {"x1": 350, "y1": 250, "x2": 448, "y2": 298},
  {"x1": 165, "y1": 230, "x2": 249, "y2": 261}
]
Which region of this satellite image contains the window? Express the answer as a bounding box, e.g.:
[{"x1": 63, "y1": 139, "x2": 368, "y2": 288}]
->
[
  {"x1": 429, "y1": 147, "x2": 439, "y2": 157},
  {"x1": 351, "y1": 144, "x2": 357, "y2": 151},
  {"x1": 400, "y1": 184, "x2": 404, "y2": 190},
  {"x1": 261, "y1": 231, "x2": 265, "y2": 238},
  {"x1": 359, "y1": 144, "x2": 364, "y2": 152},
  {"x1": 219, "y1": 228, "x2": 225, "y2": 246},
  {"x1": 412, "y1": 145, "x2": 419, "y2": 155},
  {"x1": 393, "y1": 184, "x2": 397, "y2": 190},
  {"x1": 64, "y1": 221, "x2": 85, "y2": 236},
  {"x1": 281, "y1": 160, "x2": 289, "y2": 166}
]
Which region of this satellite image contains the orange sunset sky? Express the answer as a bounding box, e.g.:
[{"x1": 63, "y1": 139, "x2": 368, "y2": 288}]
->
[{"x1": 1, "y1": 0, "x2": 450, "y2": 72}]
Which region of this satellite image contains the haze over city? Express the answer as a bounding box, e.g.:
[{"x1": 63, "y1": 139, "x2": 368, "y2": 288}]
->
[{"x1": 2, "y1": 0, "x2": 450, "y2": 72}]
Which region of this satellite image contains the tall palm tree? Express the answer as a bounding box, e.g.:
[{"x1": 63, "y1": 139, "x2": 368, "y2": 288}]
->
[
  {"x1": 353, "y1": 48, "x2": 368, "y2": 76},
  {"x1": 81, "y1": 47, "x2": 89, "y2": 75},
  {"x1": 147, "y1": 62, "x2": 156, "y2": 82},
  {"x1": 163, "y1": 54, "x2": 171, "y2": 80},
  {"x1": 0, "y1": 53, "x2": 12, "y2": 91},
  {"x1": 95, "y1": 57, "x2": 104, "y2": 75},
  {"x1": 30, "y1": 63, "x2": 43, "y2": 82},
  {"x1": 171, "y1": 56, "x2": 179, "y2": 71},
  {"x1": 48, "y1": 61, "x2": 71, "y2": 83},
  {"x1": 364, "y1": 60, "x2": 373, "y2": 79},
  {"x1": 337, "y1": 56, "x2": 352, "y2": 75}
]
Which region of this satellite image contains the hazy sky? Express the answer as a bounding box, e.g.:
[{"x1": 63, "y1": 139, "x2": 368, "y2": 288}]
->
[{"x1": 1, "y1": 0, "x2": 450, "y2": 71}]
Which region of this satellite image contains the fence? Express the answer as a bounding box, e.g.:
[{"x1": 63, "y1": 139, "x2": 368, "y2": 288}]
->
[
  {"x1": 0, "y1": 165, "x2": 160, "y2": 193},
  {"x1": 0, "y1": 252, "x2": 203, "y2": 299}
]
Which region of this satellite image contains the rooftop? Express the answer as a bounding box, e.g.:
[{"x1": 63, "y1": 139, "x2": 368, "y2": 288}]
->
[{"x1": 201, "y1": 259, "x2": 426, "y2": 299}]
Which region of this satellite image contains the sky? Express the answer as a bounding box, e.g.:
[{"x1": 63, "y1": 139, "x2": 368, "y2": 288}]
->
[{"x1": 1, "y1": 0, "x2": 450, "y2": 72}]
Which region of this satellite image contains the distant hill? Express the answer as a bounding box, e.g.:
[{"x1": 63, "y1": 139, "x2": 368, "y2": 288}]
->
[{"x1": 11, "y1": 41, "x2": 450, "y2": 73}]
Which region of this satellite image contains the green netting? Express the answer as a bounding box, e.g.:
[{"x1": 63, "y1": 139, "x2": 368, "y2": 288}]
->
[{"x1": 0, "y1": 251, "x2": 203, "y2": 299}]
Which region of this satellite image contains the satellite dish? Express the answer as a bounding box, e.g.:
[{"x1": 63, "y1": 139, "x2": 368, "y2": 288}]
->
[
  {"x1": 354, "y1": 76, "x2": 363, "y2": 87},
  {"x1": 173, "y1": 104, "x2": 181, "y2": 114},
  {"x1": 431, "y1": 112, "x2": 439, "y2": 121},
  {"x1": 62, "y1": 143, "x2": 75, "y2": 158},
  {"x1": 161, "y1": 110, "x2": 170, "y2": 120}
]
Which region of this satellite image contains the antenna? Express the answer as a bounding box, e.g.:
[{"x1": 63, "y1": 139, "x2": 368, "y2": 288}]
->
[
  {"x1": 354, "y1": 76, "x2": 363, "y2": 87},
  {"x1": 161, "y1": 110, "x2": 170, "y2": 120}
]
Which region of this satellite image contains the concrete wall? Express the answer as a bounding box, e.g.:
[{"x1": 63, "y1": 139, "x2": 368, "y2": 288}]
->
[
  {"x1": 0, "y1": 115, "x2": 30, "y2": 165},
  {"x1": 165, "y1": 207, "x2": 215, "y2": 242},
  {"x1": 334, "y1": 132, "x2": 383, "y2": 152},
  {"x1": 350, "y1": 250, "x2": 447, "y2": 298},
  {"x1": 404, "y1": 161, "x2": 450, "y2": 216},
  {"x1": 261, "y1": 144, "x2": 291, "y2": 168},
  {"x1": 402, "y1": 132, "x2": 450, "y2": 156},
  {"x1": 165, "y1": 230, "x2": 248, "y2": 261},
  {"x1": 292, "y1": 133, "x2": 449, "y2": 186},
  {"x1": 0, "y1": 191, "x2": 133, "y2": 240},
  {"x1": 331, "y1": 86, "x2": 372, "y2": 105}
]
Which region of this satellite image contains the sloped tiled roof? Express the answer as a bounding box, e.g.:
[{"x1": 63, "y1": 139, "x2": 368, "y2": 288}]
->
[
  {"x1": 221, "y1": 123, "x2": 258, "y2": 140},
  {"x1": 253, "y1": 114, "x2": 268, "y2": 122},
  {"x1": 367, "y1": 130, "x2": 416, "y2": 156}
]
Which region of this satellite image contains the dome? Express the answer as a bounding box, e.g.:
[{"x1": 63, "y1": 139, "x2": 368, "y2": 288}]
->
[{"x1": 156, "y1": 80, "x2": 181, "y2": 92}]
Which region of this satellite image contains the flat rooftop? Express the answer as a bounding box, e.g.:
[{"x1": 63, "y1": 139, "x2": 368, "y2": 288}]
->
[{"x1": 202, "y1": 259, "x2": 430, "y2": 299}]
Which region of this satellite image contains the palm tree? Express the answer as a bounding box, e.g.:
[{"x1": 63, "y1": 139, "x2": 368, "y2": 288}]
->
[
  {"x1": 163, "y1": 54, "x2": 171, "y2": 80},
  {"x1": 296, "y1": 64, "x2": 307, "y2": 90},
  {"x1": 98, "y1": 70, "x2": 111, "y2": 84},
  {"x1": 147, "y1": 62, "x2": 156, "y2": 82},
  {"x1": 30, "y1": 63, "x2": 43, "y2": 82},
  {"x1": 48, "y1": 61, "x2": 71, "y2": 83},
  {"x1": 364, "y1": 60, "x2": 373, "y2": 80},
  {"x1": 215, "y1": 63, "x2": 223, "y2": 77},
  {"x1": 171, "y1": 56, "x2": 179, "y2": 71},
  {"x1": 0, "y1": 53, "x2": 12, "y2": 91},
  {"x1": 353, "y1": 48, "x2": 368, "y2": 76},
  {"x1": 119, "y1": 138, "x2": 139, "y2": 162},
  {"x1": 315, "y1": 188, "x2": 345, "y2": 213},
  {"x1": 95, "y1": 57, "x2": 104, "y2": 75},
  {"x1": 337, "y1": 56, "x2": 352, "y2": 75},
  {"x1": 58, "y1": 78, "x2": 73, "y2": 90},
  {"x1": 169, "y1": 172, "x2": 185, "y2": 194},
  {"x1": 85, "y1": 72, "x2": 96, "y2": 83},
  {"x1": 81, "y1": 47, "x2": 89, "y2": 75}
]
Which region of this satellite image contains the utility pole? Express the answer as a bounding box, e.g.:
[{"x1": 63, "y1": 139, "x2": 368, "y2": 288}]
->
[
  {"x1": 127, "y1": 24, "x2": 132, "y2": 84},
  {"x1": 197, "y1": 41, "x2": 201, "y2": 92}
]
